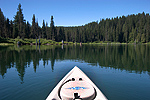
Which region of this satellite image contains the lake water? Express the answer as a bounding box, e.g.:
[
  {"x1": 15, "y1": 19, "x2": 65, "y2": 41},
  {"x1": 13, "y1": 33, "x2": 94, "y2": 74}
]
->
[{"x1": 0, "y1": 44, "x2": 150, "y2": 100}]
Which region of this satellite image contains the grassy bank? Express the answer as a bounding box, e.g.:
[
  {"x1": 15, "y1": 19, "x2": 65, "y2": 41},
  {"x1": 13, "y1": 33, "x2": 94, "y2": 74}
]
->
[
  {"x1": 0, "y1": 37, "x2": 74, "y2": 45},
  {"x1": 0, "y1": 37, "x2": 150, "y2": 45}
]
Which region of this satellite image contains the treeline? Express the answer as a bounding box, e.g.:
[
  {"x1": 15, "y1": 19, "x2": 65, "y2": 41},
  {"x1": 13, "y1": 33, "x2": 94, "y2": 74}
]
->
[
  {"x1": 0, "y1": 4, "x2": 56, "y2": 41},
  {"x1": 0, "y1": 3, "x2": 150, "y2": 43}
]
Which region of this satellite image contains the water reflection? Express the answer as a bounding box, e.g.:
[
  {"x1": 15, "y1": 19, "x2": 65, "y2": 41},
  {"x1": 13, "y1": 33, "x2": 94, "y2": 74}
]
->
[{"x1": 0, "y1": 44, "x2": 150, "y2": 82}]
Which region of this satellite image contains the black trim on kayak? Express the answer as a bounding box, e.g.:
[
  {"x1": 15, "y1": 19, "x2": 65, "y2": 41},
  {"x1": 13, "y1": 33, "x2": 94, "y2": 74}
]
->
[{"x1": 58, "y1": 79, "x2": 72, "y2": 99}]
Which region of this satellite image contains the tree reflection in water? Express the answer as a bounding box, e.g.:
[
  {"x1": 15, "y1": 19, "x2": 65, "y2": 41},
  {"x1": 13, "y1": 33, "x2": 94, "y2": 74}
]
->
[{"x1": 0, "y1": 44, "x2": 150, "y2": 83}]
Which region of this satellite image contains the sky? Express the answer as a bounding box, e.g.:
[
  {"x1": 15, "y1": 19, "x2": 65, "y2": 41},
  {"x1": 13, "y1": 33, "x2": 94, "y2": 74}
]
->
[{"x1": 0, "y1": 0, "x2": 150, "y2": 27}]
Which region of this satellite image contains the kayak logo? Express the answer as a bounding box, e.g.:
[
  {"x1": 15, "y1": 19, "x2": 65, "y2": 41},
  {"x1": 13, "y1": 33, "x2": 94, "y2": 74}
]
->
[{"x1": 66, "y1": 87, "x2": 88, "y2": 90}]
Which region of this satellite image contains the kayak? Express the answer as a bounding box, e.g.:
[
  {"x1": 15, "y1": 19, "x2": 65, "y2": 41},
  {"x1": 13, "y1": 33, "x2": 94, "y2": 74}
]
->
[{"x1": 46, "y1": 66, "x2": 107, "y2": 100}]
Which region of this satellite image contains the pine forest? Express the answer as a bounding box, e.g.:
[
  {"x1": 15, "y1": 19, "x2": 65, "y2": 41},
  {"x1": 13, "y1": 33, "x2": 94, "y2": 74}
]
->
[{"x1": 0, "y1": 4, "x2": 150, "y2": 43}]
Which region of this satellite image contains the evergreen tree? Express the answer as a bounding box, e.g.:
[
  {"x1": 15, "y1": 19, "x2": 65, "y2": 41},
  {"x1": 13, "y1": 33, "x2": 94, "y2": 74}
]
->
[
  {"x1": 42, "y1": 20, "x2": 46, "y2": 38},
  {"x1": 112, "y1": 26, "x2": 116, "y2": 42},
  {"x1": 22, "y1": 22, "x2": 26, "y2": 39},
  {"x1": 0, "y1": 8, "x2": 5, "y2": 37},
  {"x1": 46, "y1": 22, "x2": 49, "y2": 39},
  {"x1": 141, "y1": 31, "x2": 146, "y2": 43},
  {"x1": 105, "y1": 19, "x2": 109, "y2": 41},
  {"x1": 26, "y1": 21, "x2": 30, "y2": 38},
  {"x1": 31, "y1": 14, "x2": 36, "y2": 38},
  {"x1": 13, "y1": 22, "x2": 18, "y2": 38},
  {"x1": 82, "y1": 27, "x2": 86, "y2": 43},
  {"x1": 4, "y1": 18, "x2": 10, "y2": 38},
  {"x1": 56, "y1": 27, "x2": 65, "y2": 42},
  {"x1": 35, "y1": 21, "x2": 39, "y2": 40},
  {"x1": 74, "y1": 28, "x2": 77, "y2": 42},
  {"x1": 146, "y1": 14, "x2": 150, "y2": 43},
  {"x1": 50, "y1": 16, "x2": 55, "y2": 40},
  {"x1": 13, "y1": 3, "x2": 25, "y2": 39},
  {"x1": 78, "y1": 28, "x2": 81, "y2": 42},
  {"x1": 65, "y1": 30, "x2": 69, "y2": 42},
  {"x1": 10, "y1": 20, "x2": 13, "y2": 38},
  {"x1": 129, "y1": 26, "x2": 136, "y2": 42},
  {"x1": 116, "y1": 24, "x2": 119, "y2": 42},
  {"x1": 123, "y1": 21, "x2": 128, "y2": 43}
]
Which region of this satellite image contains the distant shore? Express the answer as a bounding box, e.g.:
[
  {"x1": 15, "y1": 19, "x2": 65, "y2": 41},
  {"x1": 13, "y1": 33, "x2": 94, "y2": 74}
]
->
[{"x1": 0, "y1": 38, "x2": 150, "y2": 46}]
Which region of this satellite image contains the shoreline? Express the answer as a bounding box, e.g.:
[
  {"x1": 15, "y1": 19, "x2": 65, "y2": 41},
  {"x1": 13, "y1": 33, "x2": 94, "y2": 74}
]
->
[
  {"x1": 0, "y1": 37, "x2": 150, "y2": 46},
  {"x1": 0, "y1": 42, "x2": 150, "y2": 46}
]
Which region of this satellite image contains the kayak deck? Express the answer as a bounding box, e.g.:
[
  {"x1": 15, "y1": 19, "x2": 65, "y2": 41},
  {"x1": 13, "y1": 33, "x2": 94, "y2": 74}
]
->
[{"x1": 46, "y1": 66, "x2": 107, "y2": 100}]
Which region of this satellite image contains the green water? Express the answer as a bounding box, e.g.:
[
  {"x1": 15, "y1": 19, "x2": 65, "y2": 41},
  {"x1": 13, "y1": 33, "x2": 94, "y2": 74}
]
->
[{"x1": 0, "y1": 44, "x2": 150, "y2": 100}]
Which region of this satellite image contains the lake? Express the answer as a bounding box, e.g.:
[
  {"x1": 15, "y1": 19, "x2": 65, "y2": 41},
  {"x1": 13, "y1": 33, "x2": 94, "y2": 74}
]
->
[{"x1": 0, "y1": 44, "x2": 150, "y2": 100}]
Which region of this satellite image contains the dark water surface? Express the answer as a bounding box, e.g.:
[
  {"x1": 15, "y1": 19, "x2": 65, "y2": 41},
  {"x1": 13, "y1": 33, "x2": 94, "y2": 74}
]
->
[{"x1": 0, "y1": 44, "x2": 150, "y2": 100}]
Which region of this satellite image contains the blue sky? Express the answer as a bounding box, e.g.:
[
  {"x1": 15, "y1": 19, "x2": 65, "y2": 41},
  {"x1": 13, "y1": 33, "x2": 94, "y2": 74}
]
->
[{"x1": 0, "y1": 0, "x2": 150, "y2": 26}]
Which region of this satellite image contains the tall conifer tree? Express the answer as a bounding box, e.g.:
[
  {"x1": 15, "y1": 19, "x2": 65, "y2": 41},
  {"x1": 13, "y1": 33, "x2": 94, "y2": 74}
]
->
[
  {"x1": 26, "y1": 21, "x2": 30, "y2": 38},
  {"x1": 0, "y1": 8, "x2": 5, "y2": 37},
  {"x1": 42, "y1": 20, "x2": 46, "y2": 38},
  {"x1": 50, "y1": 16, "x2": 55, "y2": 40},
  {"x1": 13, "y1": 3, "x2": 25, "y2": 38},
  {"x1": 31, "y1": 14, "x2": 36, "y2": 38}
]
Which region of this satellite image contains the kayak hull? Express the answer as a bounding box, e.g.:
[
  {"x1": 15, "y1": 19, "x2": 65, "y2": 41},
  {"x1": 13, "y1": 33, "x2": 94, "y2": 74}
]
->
[{"x1": 46, "y1": 66, "x2": 107, "y2": 100}]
